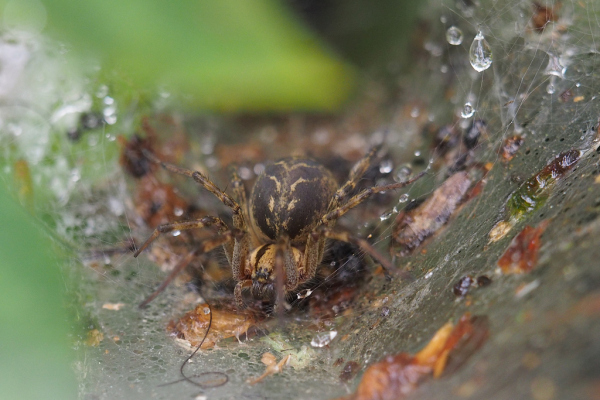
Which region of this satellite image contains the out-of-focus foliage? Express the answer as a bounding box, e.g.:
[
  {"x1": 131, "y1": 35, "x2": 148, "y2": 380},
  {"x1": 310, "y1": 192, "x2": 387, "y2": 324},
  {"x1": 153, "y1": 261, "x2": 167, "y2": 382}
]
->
[
  {"x1": 0, "y1": 184, "x2": 77, "y2": 400},
  {"x1": 36, "y1": 0, "x2": 355, "y2": 111}
]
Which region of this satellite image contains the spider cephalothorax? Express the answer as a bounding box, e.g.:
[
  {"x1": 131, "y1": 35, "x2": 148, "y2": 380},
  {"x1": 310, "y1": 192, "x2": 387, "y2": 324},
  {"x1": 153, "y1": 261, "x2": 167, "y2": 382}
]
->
[{"x1": 134, "y1": 148, "x2": 424, "y2": 309}]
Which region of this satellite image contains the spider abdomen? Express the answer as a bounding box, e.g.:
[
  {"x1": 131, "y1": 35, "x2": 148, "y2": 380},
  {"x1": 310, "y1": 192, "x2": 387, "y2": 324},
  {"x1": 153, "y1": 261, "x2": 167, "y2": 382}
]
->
[{"x1": 250, "y1": 158, "x2": 337, "y2": 244}]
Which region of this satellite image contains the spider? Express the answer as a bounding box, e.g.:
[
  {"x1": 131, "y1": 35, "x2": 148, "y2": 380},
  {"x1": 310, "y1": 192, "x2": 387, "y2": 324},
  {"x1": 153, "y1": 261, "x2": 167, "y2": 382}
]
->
[{"x1": 133, "y1": 147, "x2": 424, "y2": 309}]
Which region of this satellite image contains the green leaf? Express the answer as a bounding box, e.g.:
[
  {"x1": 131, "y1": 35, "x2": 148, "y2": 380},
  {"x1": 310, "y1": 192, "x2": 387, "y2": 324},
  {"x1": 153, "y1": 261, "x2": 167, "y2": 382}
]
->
[
  {"x1": 41, "y1": 0, "x2": 355, "y2": 111},
  {"x1": 0, "y1": 185, "x2": 77, "y2": 400}
]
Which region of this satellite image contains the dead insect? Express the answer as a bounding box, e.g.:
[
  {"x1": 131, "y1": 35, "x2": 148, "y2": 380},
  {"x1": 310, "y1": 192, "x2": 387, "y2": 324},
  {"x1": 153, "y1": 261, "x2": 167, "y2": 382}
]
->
[{"x1": 133, "y1": 147, "x2": 425, "y2": 309}]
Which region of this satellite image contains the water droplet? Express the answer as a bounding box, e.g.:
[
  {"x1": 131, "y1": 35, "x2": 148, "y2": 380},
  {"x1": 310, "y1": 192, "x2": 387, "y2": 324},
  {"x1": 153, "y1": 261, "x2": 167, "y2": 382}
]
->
[
  {"x1": 238, "y1": 166, "x2": 253, "y2": 180},
  {"x1": 394, "y1": 164, "x2": 412, "y2": 182},
  {"x1": 96, "y1": 85, "x2": 108, "y2": 98},
  {"x1": 104, "y1": 114, "x2": 117, "y2": 125},
  {"x1": 424, "y1": 271, "x2": 434, "y2": 279},
  {"x1": 414, "y1": 150, "x2": 421, "y2": 157},
  {"x1": 87, "y1": 133, "x2": 99, "y2": 146},
  {"x1": 379, "y1": 159, "x2": 393, "y2": 174},
  {"x1": 310, "y1": 331, "x2": 337, "y2": 348},
  {"x1": 446, "y1": 26, "x2": 464, "y2": 45},
  {"x1": 410, "y1": 107, "x2": 420, "y2": 118},
  {"x1": 70, "y1": 168, "x2": 81, "y2": 182},
  {"x1": 253, "y1": 163, "x2": 265, "y2": 175},
  {"x1": 311, "y1": 129, "x2": 330, "y2": 145},
  {"x1": 399, "y1": 193, "x2": 409, "y2": 203},
  {"x1": 461, "y1": 102, "x2": 476, "y2": 118},
  {"x1": 201, "y1": 135, "x2": 215, "y2": 155},
  {"x1": 380, "y1": 210, "x2": 395, "y2": 221},
  {"x1": 174, "y1": 207, "x2": 184, "y2": 217},
  {"x1": 546, "y1": 83, "x2": 555, "y2": 94},
  {"x1": 172, "y1": 230, "x2": 181, "y2": 237},
  {"x1": 469, "y1": 32, "x2": 493, "y2": 72},
  {"x1": 203, "y1": 307, "x2": 211, "y2": 314}
]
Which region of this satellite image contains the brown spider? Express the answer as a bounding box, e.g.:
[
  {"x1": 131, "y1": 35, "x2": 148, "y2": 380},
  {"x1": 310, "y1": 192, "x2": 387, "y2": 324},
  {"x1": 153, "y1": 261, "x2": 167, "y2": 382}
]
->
[{"x1": 133, "y1": 147, "x2": 424, "y2": 309}]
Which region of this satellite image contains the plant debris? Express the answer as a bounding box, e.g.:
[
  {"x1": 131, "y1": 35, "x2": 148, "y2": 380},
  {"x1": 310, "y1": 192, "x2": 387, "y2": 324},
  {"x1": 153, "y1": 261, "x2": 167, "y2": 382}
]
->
[
  {"x1": 453, "y1": 275, "x2": 475, "y2": 297},
  {"x1": 336, "y1": 313, "x2": 489, "y2": 400},
  {"x1": 86, "y1": 329, "x2": 104, "y2": 347},
  {"x1": 168, "y1": 303, "x2": 257, "y2": 349},
  {"x1": 530, "y1": 1, "x2": 560, "y2": 32},
  {"x1": 490, "y1": 150, "x2": 580, "y2": 241},
  {"x1": 453, "y1": 275, "x2": 493, "y2": 297},
  {"x1": 102, "y1": 302, "x2": 125, "y2": 311},
  {"x1": 392, "y1": 171, "x2": 472, "y2": 255},
  {"x1": 499, "y1": 135, "x2": 524, "y2": 162},
  {"x1": 247, "y1": 353, "x2": 291, "y2": 385},
  {"x1": 498, "y1": 221, "x2": 549, "y2": 274},
  {"x1": 339, "y1": 361, "x2": 361, "y2": 383}
]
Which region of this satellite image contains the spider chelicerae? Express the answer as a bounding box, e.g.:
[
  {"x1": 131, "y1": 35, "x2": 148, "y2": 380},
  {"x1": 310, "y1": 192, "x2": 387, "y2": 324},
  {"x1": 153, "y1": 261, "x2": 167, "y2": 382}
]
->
[{"x1": 134, "y1": 147, "x2": 424, "y2": 309}]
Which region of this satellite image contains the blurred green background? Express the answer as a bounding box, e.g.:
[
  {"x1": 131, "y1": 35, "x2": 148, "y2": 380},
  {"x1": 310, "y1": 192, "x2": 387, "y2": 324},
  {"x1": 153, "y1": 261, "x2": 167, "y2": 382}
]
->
[{"x1": 1, "y1": 0, "x2": 418, "y2": 111}]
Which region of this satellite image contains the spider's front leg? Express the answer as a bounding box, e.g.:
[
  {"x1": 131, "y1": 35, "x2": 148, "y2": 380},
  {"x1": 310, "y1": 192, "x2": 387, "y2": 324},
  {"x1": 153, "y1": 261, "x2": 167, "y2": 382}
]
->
[
  {"x1": 133, "y1": 215, "x2": 228, "y2": 257},
  {"x1": 234, "y1": 279, "x2": 252, "y2": 309}
]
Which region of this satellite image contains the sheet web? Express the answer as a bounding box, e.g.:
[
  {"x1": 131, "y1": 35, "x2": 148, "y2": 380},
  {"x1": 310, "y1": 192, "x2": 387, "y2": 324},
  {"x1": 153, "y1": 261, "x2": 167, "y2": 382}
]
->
[{"x1": 1, "y1": 0, "x2": 600, "y2": 399}]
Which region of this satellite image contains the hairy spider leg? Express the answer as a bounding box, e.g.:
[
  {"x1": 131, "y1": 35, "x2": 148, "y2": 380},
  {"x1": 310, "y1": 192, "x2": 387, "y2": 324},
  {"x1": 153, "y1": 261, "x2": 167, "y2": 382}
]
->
[
  {"x1": 273, "y1": 242, "x2": 286, "y2": 316},
  {"x1": 138, "y1": 230, "x2": 237, "y2": 308},
  {"x1": 133, "y1": 215, "x2": 228, "y2": 257},
  {"x1": 139, "y1": 150, "x2": 252, "y2": 282},
  {"x1": 329, "y1": 146, "x2": 380, "y2": 210},
  {"x1": 308, "y1": 170, "x2": 426, "y2": 277},
  {"x1": 234, "y1": 279, "x2": 252, "y2": 308},
  {"x1": 141, "y1": 149, "x2": 247, "y2": 230},
  {"x1": 227, "y1": 165, "x2": 252, "y2": 282},
  {"x1": 320, "y1": 170, "x2": 427, "y2": 225},
  {"x1": 300, "y1": 229, "x2": 326, "y2": 287}
]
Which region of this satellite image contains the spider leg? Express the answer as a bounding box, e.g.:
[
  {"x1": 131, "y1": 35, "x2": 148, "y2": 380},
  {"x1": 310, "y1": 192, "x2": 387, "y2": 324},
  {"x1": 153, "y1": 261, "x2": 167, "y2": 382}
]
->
[
  {"x1": 141, "y1": 149, "x2": 246, "y2": 228},
  {"x1": 329, "y1": 146, "x2": 380, "y2": 210},
  {"x1": 301, "y1": 231, "x2": 327, "y2": 286},
  {"x1": 321, "y1": 170, "x2": 426, "y2": 225},
  {"x1": 273, "y1": 242, "x2": 286, "y2": 316},
  {"x1": 138, "y1": 230, "x2": 237, "y2": 308},
  {"x1": 133, "y1": 215, "x2": 228, "y2": 257},
  {"x1": 312, "y1": 227, "x2": 413, "y2": 281},
  {"x1": 228, "y1": 165, "x2": 248, "y2": 227},
  {"x1": 234, "y1": 279, "x2": 252, "y2": 309},
  {"x1": 225, "y1": 165, "x2": 251, "y2": 281}
]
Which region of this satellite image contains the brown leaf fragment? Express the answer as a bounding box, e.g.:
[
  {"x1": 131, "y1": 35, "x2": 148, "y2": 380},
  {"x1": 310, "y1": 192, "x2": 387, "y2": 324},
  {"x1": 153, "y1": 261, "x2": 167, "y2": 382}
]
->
[
  {"x1": 531, "y1": 1, "x2": 560, "y2": 32},
  {"x1": 168, "y1": 303, "x2": 256, "y2": 349},
  {"x1": 336, "y1": 314, "x2": 489, "y2": 400},
  {"x1": 499, "y1": 134, "x2": 524, "y2": 162},
  {"x1": 441, "y1": 315, "x2": 490, "y2": 377},
  {"x1": 392, "y1": 172, "x2": 472, "y2": 254},
  {"x1": 340, "y1": 361, "x2": 361, "y2": 382},
  {"x1": 102, "y1": 302, "x2": 125, "y2": 311},
  {"x1": 497, "y1": 221, "x2": 549, "y2": 274},
  {"x1": 247, "y1": 353, "x2": 291, "y2": 385}
]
